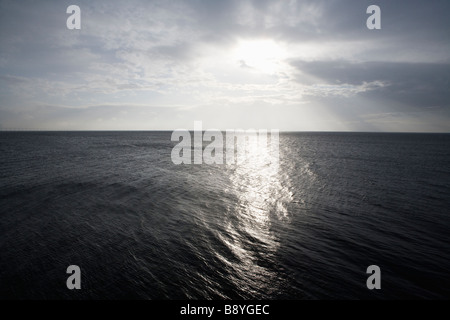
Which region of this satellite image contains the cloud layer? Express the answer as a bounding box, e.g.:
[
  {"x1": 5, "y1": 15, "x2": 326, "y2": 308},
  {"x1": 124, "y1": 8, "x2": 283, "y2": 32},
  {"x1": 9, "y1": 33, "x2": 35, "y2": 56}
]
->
[{"x1": 0, "y1": 0, "x2": 449, "y2": 131}]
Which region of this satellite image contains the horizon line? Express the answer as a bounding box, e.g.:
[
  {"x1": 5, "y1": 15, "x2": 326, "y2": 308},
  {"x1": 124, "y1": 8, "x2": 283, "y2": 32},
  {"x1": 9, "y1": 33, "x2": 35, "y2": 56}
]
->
[{"x1": 1, "y1": 129, "x2": 449, "y2": 134}]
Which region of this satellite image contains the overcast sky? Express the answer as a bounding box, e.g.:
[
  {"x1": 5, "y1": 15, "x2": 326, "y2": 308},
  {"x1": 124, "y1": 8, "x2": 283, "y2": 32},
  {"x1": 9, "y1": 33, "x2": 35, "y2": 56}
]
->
[{"x1": 0, "y1": 0, "x2": 449, "y2": 131}]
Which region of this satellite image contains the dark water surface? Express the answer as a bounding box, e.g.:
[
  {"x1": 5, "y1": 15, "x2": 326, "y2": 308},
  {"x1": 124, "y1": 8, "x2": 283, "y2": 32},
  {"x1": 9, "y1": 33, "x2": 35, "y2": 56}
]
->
[{"x1": 1, "y1": 131, "x2": 449, "y2": 299}]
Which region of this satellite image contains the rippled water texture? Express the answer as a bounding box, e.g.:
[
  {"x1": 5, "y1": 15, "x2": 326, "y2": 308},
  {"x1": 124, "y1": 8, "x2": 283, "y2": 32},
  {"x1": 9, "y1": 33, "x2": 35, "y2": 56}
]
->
[{"x1": 1, "y1": 132, "x2": 449, "y2": 299}]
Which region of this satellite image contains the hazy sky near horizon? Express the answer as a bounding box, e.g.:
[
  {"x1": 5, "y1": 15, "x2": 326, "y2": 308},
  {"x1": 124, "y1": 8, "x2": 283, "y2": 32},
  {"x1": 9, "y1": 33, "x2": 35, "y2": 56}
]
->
[{"x1": 0, "y1": 0, "x2": 449, "y2": 131}]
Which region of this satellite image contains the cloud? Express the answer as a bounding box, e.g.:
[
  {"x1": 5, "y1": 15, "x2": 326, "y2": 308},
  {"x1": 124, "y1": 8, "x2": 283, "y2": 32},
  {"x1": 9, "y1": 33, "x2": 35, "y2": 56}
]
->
[
  {"x1": 291, "y1": 60, "x2": 450, "y2": 109},
  {"x1": 0, "y1": 0, "x2": 449, "y2": 131}
]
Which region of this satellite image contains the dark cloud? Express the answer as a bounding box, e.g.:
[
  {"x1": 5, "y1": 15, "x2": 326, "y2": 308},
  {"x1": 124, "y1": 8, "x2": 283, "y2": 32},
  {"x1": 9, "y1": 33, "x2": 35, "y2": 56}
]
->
[
  {"x1": 0, "y1": 74, "x2": 29, "y2": 85},
  {"x1": 0, "y1": 104, "x2": 174, "y2": 130},
  {"x1": 291, "y1": 60, "x2": 450, "y2": 109},
  {"x1": 152, "y1": 43, "x2": 195, "y2": 61},
  {"x1": 188, "y1": 0, "x2": 450, "y2": 47}
]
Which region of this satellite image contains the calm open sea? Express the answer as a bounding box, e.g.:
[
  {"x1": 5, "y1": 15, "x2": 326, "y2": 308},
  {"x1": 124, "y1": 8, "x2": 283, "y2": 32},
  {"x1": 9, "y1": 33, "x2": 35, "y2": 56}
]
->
[{"x1": 0, "y1": 131, "x2": 449, "y2": 299}]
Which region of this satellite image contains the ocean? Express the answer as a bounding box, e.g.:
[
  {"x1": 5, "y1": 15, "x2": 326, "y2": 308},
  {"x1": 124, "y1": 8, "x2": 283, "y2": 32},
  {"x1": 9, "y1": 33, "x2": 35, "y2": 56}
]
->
[{"x1": 0, "y1": 131, "x2": 449, "y2": 299}]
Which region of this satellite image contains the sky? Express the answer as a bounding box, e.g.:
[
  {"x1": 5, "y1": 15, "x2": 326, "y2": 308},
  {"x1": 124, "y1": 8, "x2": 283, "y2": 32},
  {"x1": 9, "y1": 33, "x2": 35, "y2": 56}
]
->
[{"x1": 0, "y1": 0, "x2": 449, "y2": 131}]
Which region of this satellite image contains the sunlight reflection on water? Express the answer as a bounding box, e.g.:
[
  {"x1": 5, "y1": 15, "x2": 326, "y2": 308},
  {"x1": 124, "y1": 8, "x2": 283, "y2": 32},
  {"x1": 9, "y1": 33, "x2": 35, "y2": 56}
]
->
[{"x1": 219, "y1": 131, "x2": 294, "y2": 296}]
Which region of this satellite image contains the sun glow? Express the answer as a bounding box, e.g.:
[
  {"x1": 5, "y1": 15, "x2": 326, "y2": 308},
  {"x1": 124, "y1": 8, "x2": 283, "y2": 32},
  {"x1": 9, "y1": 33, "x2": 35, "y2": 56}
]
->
[{"x1": 232, "y1": 39, "x2": 287, "y2": 74}]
